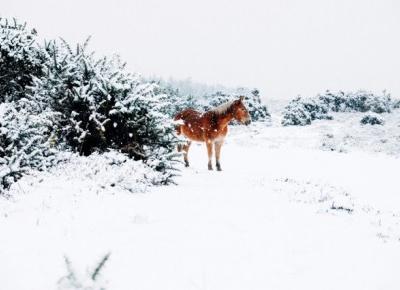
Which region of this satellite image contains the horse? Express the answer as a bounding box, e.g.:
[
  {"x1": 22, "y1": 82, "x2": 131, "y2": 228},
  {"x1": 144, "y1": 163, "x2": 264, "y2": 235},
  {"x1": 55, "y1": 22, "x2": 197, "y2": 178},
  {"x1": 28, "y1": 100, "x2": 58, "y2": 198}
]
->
[{"x1": 174, "y1": 96, "x2": 251, "y2": 171}]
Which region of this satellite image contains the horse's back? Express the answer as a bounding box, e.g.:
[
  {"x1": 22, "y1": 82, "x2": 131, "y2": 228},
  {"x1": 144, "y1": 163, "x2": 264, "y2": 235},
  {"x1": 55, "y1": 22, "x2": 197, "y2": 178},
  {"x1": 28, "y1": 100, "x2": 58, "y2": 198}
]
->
[{"x1": 174, "y1": 108, "x2": 202, "y2": 122}]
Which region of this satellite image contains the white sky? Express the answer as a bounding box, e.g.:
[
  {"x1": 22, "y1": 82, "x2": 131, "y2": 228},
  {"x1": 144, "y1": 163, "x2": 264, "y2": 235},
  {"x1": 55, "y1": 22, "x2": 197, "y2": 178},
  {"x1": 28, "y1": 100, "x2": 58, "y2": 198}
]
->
[{"x1": 2, "y1": 0, "x2": 400, "y2": 99}]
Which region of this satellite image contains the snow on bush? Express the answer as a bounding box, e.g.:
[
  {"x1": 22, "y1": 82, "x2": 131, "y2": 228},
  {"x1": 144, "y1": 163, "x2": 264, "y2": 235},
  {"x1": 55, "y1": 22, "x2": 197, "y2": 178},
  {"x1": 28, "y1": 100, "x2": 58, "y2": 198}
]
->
[
  {"x1": 282, "y1": 90, "x2": 394, "y2": 126},
  {"x1": 393, "y1": 99, "x2": 400, "y2": 109},
  {"x1": 0, "y1": 102, "x2": 60, "y2": 193},
  {"x1": 30, "y1": 39, "x2": 180, "y2": 183},
  {"x1": 47, "y1": 150, "x2": 165, "y2": 193},
  {"x1": 0, "y1": 18, "x2": 44, "y2": 102},
  {"x1": 360, "y1": 112, "x2": 385, "y2": 125},
  {"x1": 0, "y1": 18, "x2": 180, "y2": 193},
  {"x1": 319, "y1": 90, "x2": 393, "y2": 113},
  {"x1": 281, "y1": 97, "x2": 332, "y2": 126}
]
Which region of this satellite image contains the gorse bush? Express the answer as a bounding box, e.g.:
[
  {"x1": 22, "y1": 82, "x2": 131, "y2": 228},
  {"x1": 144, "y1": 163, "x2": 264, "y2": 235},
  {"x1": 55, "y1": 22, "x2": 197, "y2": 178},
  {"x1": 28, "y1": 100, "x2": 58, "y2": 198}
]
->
[
  {"x1": 0, "y1": 19, "x2": 57, "y2": 193},
  {"x1": 0, "y1": 102, "x2": 58, "y2": 193},
  {"x1": 360, "y1": 112, "x2": 385, "y2": 125},
  {"x1": 281, "y1": 97, "x2": 332, "y2": 126},
  {"x1": 33, "y1": 39, "x2": 178, "y2": 161},
  {"x1": 0, "y1": 18, "x2": 179, "y2": 192},
  {"x1": 319, "y1": 90, "x2": 393, "y2": 113},
  {"x1": 282, "y1": 90, "x2": 394, "y2": 126},
  {"x1": 0, "y1": 18, "x2": 43, "y2": 102}
]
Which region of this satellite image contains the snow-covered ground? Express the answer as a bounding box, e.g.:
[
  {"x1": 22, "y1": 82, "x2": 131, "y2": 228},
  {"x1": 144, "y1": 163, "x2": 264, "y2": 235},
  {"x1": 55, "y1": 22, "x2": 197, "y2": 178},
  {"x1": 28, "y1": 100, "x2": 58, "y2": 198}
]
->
[{"x1": 1, "y1": 106, "x2": 400, "y2": 290}]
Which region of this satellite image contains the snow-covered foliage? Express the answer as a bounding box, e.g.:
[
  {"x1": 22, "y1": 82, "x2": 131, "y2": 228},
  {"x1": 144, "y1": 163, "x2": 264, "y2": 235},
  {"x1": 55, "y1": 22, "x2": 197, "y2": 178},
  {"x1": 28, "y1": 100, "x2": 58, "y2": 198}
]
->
[
  {"x1": 0, "y1": 101, "x2": 59, "y2": 193},
  {"x1": 33, "y1": 40, "x2": 178, "y2": 162},
  {"x1": 319, "y1": 90, "x2": 393, "y2": 113},
  {"x1": 282, "y1": 90, "x2": 394, "y2": 126},
  {"x1": 0, "y1": 18, "x2": 43, "y2": 102},
  {"x1": 153, "y1": 79, "x2": 271, "y2": 123},
  {"x1": 56, "y1": 150, "x2": 171, "y2": 191},
  {"x1": 392, "y1": 99, "x2": 400, "y2": 109},
  {"x1": 360, "y1": 112, "x2": 385, "y2": 125},
  {"x1": 0, "y1": 18, "x2": 180, "y2": 193},
  {"x1": 281, "y1": 97, "x2": 332, "y2": 126},
  {"x1": 2, "y1": 117, "x2": 400, "y2": 289}
]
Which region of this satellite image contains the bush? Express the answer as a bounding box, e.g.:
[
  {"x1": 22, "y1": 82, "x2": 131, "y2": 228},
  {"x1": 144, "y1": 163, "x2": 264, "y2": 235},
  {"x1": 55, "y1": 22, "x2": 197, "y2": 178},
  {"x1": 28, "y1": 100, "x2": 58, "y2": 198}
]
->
[
  {"x1": 283, "y1": 90, "x2": 394, "y2": 126},
  {"x1": 30, "y1": 39, "x2": 179, "y2": 183},
  {"x1": 360, "y1": 112, "x2": 385, "y2": 125},
  {"x1": 0, "y1": 101, "x2": 59, "y2": 193},
  {"x1": 393, "y1": 99, "x2": 400, "y2": 109},
  {"x1": 0, "y1": 18, "x2": 44, "y2": 102},
  {"x1": 319, "y1": 90, "x2": 392, "y2": 113},
  {"x1": 281, "y1": 97, "x2": 332, "y2": 126},
  {"x1": 245, "y1": 89, "x2": 271, "y2": 122},
  {"x1": 1, "y1": 18, "x2": 180, "y2": 193}
]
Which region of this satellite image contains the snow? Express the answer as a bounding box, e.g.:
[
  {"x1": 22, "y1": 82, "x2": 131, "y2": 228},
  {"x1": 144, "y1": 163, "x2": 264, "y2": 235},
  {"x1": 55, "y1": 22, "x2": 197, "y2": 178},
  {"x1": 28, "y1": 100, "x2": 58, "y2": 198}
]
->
[{"x1": 1, "y1": 107, "x2": 400, "y2": 290}]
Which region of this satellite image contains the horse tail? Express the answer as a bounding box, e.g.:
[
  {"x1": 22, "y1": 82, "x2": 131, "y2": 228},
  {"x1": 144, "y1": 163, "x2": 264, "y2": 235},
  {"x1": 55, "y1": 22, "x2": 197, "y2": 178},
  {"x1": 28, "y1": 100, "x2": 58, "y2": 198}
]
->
[
  {"x1": 173, "y1": 112, "x2": 185, "y2": 136},
  {"x1": 173, "y1": 111, "x2": 184, "y2": 121},
  {"x1": 175, "y1": 124, "x2": 182, "y2": 135}
]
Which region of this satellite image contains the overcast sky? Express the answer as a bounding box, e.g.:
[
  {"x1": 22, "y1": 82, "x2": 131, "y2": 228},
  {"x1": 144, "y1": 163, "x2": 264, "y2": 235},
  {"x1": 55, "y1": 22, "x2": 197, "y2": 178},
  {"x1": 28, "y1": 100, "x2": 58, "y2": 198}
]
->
[{"x1": 2, "y1": 0, "x2": 400, "y2": 99}]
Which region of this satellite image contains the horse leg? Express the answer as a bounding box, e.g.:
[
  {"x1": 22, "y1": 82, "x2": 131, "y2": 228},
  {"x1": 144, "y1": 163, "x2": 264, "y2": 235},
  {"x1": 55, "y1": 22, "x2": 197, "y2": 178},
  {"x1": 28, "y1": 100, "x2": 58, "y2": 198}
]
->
[
  {"x1": 182, "y1": 141, "x2": 191, "y2": 167},
  {"x1": 214, "y1": 140, "x2": 223, "y2": 171},
  {"x1": 206, "y1": 140, "x2": 213, "y2": 170}
]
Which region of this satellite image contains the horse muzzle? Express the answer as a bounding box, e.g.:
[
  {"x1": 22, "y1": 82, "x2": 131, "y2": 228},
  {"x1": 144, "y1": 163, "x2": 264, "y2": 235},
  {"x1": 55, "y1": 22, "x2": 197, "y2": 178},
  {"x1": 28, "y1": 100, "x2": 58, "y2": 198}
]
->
[{"x1": 244, "y1": 119, "x2": 251, "y2": 126}]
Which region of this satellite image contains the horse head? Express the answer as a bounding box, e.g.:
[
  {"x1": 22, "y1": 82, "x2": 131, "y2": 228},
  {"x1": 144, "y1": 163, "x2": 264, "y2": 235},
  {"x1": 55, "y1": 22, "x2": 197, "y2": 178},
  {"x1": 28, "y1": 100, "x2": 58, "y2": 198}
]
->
[{"x1": 232, "y1": 96, "x2": 251, "y2": 125}]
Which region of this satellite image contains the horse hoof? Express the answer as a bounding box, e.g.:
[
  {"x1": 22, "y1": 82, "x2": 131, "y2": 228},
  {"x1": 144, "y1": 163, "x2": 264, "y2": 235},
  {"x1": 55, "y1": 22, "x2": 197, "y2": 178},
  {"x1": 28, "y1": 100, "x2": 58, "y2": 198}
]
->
[
  {"x1": 208, "y1": 166, "x2": 213, "y2": 170},
  {"x1": 217, "y1": 167, "x2": 222, "y2": 171},
  {"x1": 185, "y1": 161, "x2": 189, "y2": 167}
]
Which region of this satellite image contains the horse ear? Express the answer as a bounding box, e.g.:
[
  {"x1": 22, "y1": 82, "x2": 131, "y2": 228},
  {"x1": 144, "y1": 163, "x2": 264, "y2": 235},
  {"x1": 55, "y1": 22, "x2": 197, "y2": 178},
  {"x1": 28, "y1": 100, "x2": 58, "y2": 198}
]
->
[{"x1": 239, "y1": 96, "x2": 244, "y2": 101}]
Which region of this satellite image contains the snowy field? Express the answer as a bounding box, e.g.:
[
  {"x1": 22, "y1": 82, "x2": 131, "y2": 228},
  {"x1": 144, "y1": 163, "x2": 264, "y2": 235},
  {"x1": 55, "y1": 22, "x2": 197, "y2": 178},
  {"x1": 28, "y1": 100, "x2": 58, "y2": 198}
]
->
[{"x1": 1, "y1": 104, "x2": 400, "y2": 290}]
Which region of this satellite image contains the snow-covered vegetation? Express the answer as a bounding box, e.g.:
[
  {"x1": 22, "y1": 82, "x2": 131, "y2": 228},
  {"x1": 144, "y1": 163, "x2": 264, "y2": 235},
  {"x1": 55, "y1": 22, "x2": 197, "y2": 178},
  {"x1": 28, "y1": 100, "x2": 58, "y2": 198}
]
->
[
  {"x1": 360, "y1": 112, "x2": 385, "y2": 125},
  {"x1": 282, "y1": 90, "x2": 395, "y2": 126},
  {"x1": 2, "y1": 17, "x2": 400, "y2": 290},
  {"x1": 1, "y1": 18, "x2": 180, "y2": 192},
  {"x1": 0, "y1": 18, "x2": 272, "y2": 192},
  {"x1": 153, "y1": 78, "x2": 271, "y2": 123},
  {"x1": 1, "y1": 103, "x2": 400, "y2": 289}
]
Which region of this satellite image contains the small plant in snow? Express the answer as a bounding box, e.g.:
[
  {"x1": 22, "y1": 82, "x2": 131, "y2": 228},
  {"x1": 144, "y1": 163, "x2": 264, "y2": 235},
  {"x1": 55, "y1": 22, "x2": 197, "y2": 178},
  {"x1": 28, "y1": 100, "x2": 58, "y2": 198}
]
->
[
  {"x1": 360, "y1": 112, "x2": 385, "y2": 125},
  {"x1": 58, "y1": 253, "x2": 110, "y2": 290}
]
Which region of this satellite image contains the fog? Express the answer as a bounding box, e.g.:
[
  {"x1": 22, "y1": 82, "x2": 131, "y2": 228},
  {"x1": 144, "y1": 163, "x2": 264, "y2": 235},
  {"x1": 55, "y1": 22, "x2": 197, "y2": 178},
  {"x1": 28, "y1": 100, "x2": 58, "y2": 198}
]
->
[{"x1": 2, "y1": 0, "x2": 400, "y2": 99}]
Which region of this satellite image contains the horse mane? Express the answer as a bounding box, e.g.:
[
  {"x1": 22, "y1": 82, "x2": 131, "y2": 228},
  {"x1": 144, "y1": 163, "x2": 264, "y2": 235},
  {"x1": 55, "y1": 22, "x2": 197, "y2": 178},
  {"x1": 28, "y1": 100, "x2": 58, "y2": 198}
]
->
[{"x1": 210, "y1": 100, "x2": 235, "y2": 116}]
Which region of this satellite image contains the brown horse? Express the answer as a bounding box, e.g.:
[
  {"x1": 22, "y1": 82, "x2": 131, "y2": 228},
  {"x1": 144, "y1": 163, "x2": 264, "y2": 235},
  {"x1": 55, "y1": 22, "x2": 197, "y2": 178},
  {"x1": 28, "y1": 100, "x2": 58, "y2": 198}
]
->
[{"x1": 174, "y1": 96, "x2": 251, "y2": 171}]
